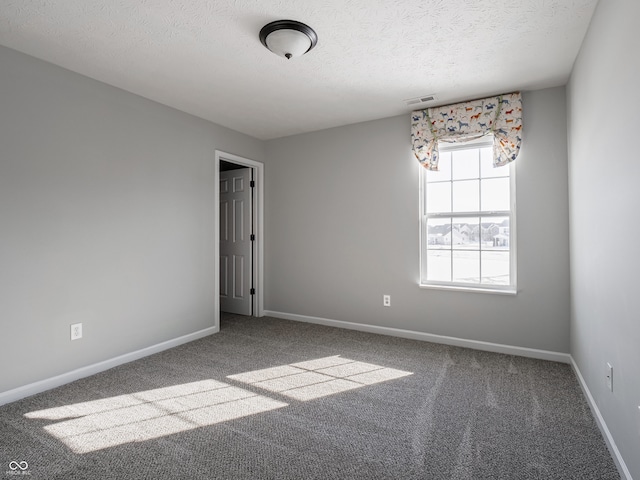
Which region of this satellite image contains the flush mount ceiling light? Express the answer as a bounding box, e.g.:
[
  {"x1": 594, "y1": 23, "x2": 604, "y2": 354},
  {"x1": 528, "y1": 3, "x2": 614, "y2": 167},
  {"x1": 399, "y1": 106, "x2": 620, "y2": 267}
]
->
[{"x1": 259, "y1": 20, "x2": 318, "y2": 60}]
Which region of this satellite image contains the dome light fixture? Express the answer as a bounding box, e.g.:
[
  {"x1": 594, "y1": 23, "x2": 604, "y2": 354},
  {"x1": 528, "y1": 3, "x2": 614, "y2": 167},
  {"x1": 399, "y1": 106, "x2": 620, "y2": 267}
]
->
[{"x1": 259, "y1": 20, "x2": 318, "y2": 60}]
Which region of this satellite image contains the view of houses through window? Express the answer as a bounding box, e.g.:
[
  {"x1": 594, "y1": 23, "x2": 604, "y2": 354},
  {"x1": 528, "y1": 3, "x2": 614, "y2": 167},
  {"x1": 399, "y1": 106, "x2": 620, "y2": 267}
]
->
[{"x1": 420, "y1": 138, "x2": 515, "y2": 291}]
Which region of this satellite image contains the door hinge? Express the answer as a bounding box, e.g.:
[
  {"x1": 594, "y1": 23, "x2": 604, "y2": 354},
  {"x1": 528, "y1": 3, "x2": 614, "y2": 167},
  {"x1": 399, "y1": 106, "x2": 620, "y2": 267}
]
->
[
  {"x1": 250, "y1": 234, "x2": 255, "y2": 241},
  {"x1": 250, "y1": 288, "x2": 255, "y2": 295},
  {"x1": 250, "y1": 180, "x2": 255, "y2": 188}
]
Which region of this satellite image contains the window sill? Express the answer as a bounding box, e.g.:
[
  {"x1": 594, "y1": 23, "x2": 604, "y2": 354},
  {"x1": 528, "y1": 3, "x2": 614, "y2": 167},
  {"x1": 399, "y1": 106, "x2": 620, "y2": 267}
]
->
[{"x1": 419, "y1": 283, "x2": 517, "y2": 295}]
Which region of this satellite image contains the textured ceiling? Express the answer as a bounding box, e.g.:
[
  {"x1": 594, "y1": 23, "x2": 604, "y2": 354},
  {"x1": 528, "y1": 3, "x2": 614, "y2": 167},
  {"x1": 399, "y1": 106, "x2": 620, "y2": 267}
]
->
[{"x1": 0, "y1": 0, "x2": 598, "y2": 140}]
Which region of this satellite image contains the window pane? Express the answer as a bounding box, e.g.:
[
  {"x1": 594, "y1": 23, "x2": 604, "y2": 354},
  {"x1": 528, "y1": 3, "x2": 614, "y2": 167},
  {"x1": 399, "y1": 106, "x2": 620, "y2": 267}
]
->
[
  {"x1": 426, "y1": 151, "x2": 451, "y2": 182},
  {"x1": 427, "y1": 250, "x2": 451, "y2": 282},
  {"x1": 452, "y1": 148, "x2": 479, "y2": 180},
  {"x1": 481, "y1": 177, "x2": 510, "y2": 211},
  {"x1": 452, "y1": 250, "x2": 480, "y2": 284},
  {"x1": 481, "y1": 216, "x2": 509, "y2": 250},
  {"x1": 480, "y1": 146, "x2": 509, "y2": 178},
  {"x1": 422, "y1": 136, "x2": 514, "y2": 290},
  {"x1": 452, "y1": 180, "x2": 479, "y2": 212},
  {"x1": 427, "y1": 182, "x2": 451, "y2": 213},
  {"x1": 481, "y1": 251, "x2": 510, "y2": 285},
  {"x1": 452, "y1": 217, "x2": 480, "y2": 250},
  {"x1": 421, "y1": 219, "x2": 429, "y2": 281},
  {"x1": 427, "y1": 218, "x2": 451, "y2": 250}
]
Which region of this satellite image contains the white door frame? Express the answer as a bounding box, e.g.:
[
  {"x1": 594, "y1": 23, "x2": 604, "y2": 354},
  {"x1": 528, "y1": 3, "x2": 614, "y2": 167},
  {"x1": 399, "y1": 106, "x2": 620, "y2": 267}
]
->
[{"x1": 214, "y1": 151, "x2": 264, "y2": 327}]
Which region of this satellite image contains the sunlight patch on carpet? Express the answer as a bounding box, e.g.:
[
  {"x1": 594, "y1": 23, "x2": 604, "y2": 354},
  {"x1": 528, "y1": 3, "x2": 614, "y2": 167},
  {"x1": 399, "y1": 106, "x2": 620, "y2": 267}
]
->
[
  {"x1": 26, "y1": 380, "x2": 287, "y2": 453},
  {"x1": 228, "y1": 356, "x2": 412, "y2": 401}
]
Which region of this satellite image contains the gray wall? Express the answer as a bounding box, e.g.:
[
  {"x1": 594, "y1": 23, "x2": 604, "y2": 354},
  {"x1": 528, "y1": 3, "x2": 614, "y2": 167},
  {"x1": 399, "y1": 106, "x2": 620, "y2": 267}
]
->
[
  {"x1": 0, "y1": 45, "x2": 264, "y2": 394},
  {"x1": 567, "y1": 0, "x2": 640, "y2": 477},
  {"x1": 264, "y1": 87, "x2": 570, "y2": 353}
]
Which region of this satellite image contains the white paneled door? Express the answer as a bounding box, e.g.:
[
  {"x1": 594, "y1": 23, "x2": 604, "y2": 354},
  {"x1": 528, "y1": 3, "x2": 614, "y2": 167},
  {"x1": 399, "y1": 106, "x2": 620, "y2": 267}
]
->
[{"x1": 219, "y1": 167, "x2": 252, "y2": 315}]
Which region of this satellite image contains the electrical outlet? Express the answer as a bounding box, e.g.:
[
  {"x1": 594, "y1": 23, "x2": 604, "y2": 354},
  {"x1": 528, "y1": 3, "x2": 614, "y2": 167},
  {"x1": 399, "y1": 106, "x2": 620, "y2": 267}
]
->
[
  {"x1": 606, "y1": 363, "x2": 613, "y2": 392},
  {"x1": 71, "y1": 323, "x2": 83, "y2": 341},
  {"x1": 383, "y1": 295, "x2": 391, "y2": 307}
]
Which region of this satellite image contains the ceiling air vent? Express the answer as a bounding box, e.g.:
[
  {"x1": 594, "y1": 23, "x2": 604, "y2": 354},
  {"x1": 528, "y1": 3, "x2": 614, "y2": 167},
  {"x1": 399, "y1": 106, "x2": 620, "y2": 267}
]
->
[{"x1": 405, "y1": 94, "x2": 436, "y2": 107}]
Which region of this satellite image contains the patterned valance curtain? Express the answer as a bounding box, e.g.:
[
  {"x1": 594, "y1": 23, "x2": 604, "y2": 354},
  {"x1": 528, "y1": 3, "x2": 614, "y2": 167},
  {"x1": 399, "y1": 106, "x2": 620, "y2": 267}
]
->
[{"x1": 411, "y1": 92, "x2": 522, "y2": 170}]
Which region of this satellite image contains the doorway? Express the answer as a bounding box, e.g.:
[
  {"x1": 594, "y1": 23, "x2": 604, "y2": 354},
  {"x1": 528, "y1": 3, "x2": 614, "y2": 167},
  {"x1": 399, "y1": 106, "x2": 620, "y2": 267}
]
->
[
  {"x1": 215, "y1": 151, "x2": 264, "y2": 328},
  {"x1": 219, "y1": 162, "x2": 252, "y2": 315}
]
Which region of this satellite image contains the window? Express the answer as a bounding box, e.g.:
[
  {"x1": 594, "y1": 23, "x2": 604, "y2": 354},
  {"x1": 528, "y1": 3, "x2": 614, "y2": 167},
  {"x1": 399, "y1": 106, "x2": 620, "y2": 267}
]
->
[{"x1": 419, "y1": 136, "x2": 516, "y2": 293}]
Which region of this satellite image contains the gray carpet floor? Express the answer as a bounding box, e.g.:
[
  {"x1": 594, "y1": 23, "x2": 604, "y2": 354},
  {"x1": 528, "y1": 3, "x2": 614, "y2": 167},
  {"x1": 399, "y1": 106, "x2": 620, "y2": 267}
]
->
[{"x1": 0, "y1": 314, "x2": 619, "y2": 479}]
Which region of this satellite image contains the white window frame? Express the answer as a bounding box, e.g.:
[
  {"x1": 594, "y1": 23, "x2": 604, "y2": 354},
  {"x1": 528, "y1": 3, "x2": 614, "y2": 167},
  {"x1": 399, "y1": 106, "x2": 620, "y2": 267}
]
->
[{"x1": 418, "y1": 136, "x2": 517, "y2": 294}]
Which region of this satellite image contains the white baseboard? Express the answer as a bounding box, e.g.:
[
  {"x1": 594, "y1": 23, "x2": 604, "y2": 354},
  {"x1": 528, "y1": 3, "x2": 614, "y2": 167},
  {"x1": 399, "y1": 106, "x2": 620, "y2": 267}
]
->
[
  {"x1": 0, "y1": 325, "x2": 219, "y2": 407},
  {"x1": 264, "y1": 310, "x2": 571, "y2": 364},
  {"x1": 570, "y1": 358, "x2": 633, "y2": 480}
]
